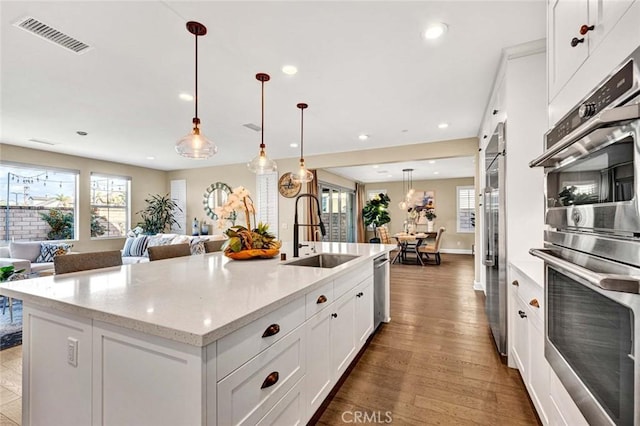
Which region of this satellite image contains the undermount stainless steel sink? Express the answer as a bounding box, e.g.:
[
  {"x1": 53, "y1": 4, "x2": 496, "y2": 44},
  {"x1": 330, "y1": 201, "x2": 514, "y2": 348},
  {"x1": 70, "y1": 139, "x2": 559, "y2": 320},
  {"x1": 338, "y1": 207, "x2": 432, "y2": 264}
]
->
[{"x1": 283, "y1": 253, "x2": 360, "y2": 268}]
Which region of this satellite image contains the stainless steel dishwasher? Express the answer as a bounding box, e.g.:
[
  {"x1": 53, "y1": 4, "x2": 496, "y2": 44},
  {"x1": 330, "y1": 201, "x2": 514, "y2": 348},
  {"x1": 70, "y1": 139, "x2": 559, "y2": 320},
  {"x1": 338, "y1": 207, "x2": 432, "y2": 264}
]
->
[{"x1": 373, "y1": 254, "x2": 390, "y2": 329}]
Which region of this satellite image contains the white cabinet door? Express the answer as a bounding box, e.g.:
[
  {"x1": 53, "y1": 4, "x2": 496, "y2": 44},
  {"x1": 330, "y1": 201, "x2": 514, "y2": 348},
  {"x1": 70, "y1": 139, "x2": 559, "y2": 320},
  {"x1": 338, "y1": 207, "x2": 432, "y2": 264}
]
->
[
  {"x1": 511, "y1": 294, "x2": 530, "y2": 380},
  {"x1": 354, "y1": 278, "x2": 374, "y2": 347},
  {"x1": 330, "y1": 292, "x2": 356, "y2": 379},
  {"x1": 588, "y1": 0, "x2": 636, "y2": 52},
  {"x1": 305, "y1": 309, "x2": 333, "y2": 418},
  {"x1": 548, "y1": 0, "x2": 590, "y2": 98},
  {"x1": 528, "y1": 315, "x2": 550, "y2": 425}
]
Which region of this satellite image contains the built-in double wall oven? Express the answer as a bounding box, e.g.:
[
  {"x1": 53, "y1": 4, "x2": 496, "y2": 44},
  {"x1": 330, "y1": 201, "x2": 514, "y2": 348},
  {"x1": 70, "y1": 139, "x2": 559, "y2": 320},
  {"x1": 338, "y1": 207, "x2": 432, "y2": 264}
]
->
[{"x1": 530, "y1": 45, "x2": 640, "y2": 426}]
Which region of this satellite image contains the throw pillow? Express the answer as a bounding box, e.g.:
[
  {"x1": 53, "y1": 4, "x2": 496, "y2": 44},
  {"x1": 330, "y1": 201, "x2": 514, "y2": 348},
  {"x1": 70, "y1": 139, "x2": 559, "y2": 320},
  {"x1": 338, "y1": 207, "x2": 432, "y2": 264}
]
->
[
  {"x1": 189, "y1": 237, "x2": 207, "y2": 255},
  {"x1": 122, "y1": 236, "x2": 135, "y2": 255},
  {"x1": 144, "y1": 236, "x2": 175, "y2": 257},
  {"x1": 171, "y1": 235, "x2": 190, "y2": 245},
  {"x1": 35, "y1": 242, "x2": 73, "y2": 263},
  {"x1": 122, "y1": 235, "x2": 149, "y2": 257}
]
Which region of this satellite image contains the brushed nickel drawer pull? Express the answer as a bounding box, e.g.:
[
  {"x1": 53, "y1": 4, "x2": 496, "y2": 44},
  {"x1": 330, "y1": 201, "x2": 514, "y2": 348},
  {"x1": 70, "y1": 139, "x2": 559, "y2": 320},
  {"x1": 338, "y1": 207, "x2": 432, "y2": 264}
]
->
[
  {"x1": 512, "y1": 280, "x2": 519, "y2": 287},
  {"x1": 317, "y1": 295, "x2": 327, "y2": 304},
  {"x1": 262, "y1": 324, "x2": 280, "y2": 338},
  {"x1": 529, "y1": 298, "x2": 540, "y2": 308},
  {"x1": 260, "y1": 371, "x2": 279, "y2": 389}
]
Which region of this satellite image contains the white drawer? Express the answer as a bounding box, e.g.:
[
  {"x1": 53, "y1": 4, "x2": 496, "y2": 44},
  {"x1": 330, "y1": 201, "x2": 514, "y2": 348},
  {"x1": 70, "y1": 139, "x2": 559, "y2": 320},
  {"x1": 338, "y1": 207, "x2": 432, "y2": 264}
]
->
[
  {"x1": 217, "y1": 324, "x2": 306, "y2": 426},
  {"x1": 256, "y1": 377, "x2": 305, "y2": 426},
  {"x1": 333, "y1": 262, "x2": 371, "y2": 300},
  {"x1": 512, "y1": 268, "x2": 544, "y2": 324},
  {"x1": 305, "y1": 280, "x2": 334, "y2": 319},
  {"x1": 217, "y1": 296, "x2": 305, "y2": 379}
]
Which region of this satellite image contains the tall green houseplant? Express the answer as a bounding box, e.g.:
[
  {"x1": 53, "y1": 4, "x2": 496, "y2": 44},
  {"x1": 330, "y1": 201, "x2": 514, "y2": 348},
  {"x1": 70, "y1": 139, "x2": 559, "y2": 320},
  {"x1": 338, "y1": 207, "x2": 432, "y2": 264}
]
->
[
  {"x1": 136, "y1": 194, "x2": 182, "y2": 235},
  {"x1": 362, "y1": 193, "x2": 391, "y2": 242}
]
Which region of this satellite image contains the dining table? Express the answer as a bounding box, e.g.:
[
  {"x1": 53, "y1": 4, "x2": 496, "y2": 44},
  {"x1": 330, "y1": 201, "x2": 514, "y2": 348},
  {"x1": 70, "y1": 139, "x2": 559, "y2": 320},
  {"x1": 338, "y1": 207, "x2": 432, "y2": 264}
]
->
[{"x1": 392, "y1": 232, "x2": 437, "y2": 265}]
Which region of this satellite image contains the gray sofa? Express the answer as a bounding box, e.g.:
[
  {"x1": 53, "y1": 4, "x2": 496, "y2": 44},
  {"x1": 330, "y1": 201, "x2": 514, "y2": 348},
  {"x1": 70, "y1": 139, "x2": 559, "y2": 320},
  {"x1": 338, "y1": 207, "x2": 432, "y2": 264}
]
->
[{"x1": 0, "y1": 241, "x2": 57, "y2": 275}]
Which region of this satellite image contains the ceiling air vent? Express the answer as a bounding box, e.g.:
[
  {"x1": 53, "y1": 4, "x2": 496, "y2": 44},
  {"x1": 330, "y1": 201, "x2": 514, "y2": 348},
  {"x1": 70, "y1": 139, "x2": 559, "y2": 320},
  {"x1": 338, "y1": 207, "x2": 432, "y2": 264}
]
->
[
  {"x1": 13, "y1": 17, "x2": 92, "y2": 54},
  {"x1": 243, "y1": 123, "x2": 261, "y2": 132}
]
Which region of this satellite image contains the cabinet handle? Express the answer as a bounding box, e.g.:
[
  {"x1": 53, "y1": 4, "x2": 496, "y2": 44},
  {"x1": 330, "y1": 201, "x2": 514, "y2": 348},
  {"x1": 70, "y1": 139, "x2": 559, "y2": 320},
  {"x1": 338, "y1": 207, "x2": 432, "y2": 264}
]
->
[
  {"x1": 518, "y1": 310, "x2": 527, "y2": 318},
  {"x1": 261, "y1": 324, "x2": 280, "y2": 338},
  {"x1": 331, "y1": 313, "x2": 338, "y2": 318},
  {"x1": 356, "y1": 292, "x2": 364, "y2": 298},
  {"x1": 571, "y1": 37, "x2": 585, "y2": 47},
  {"x1": 579, "y1": 24, "x2": 594, "y2": 35},
  {"x1": 511, "y1": 280, "x2": 519, "y2": 287},
  {"x1": 260, "y1": 371, "x2": 279, "y2": 389},
  {"x1": 529, "y1": 298, "x2": 540, "y2": 308},
  {"x1": 492, "y1": 109, "x2": 499, "y2": 115},
  {"x1": 316, "y1": 295, "x2": 327, "y2": 304}
]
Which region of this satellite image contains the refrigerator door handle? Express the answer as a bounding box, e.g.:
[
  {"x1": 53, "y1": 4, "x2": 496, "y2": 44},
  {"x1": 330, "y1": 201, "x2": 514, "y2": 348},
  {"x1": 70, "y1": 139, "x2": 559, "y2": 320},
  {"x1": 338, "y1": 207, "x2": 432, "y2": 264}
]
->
[{"x1": 483, "y1": 187, "x2": 495, "y2": 266}]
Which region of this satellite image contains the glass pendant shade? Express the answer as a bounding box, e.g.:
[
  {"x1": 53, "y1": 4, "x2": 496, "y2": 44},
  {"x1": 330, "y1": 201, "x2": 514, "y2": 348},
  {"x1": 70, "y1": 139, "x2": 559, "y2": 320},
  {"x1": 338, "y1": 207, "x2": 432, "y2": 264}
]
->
[
  {"x1": 248, "y1": 73, "x2": 276, "y2": 174},
  {"x1": 292, "y1": 160, "x2": 314, "y2": 183},
  {"x1": 176, "y1": 124, "x2": 217, "y2": 159},
  {"x1": 247, "y1": 149, "x2": 277, "y2": 173},
  {"x1": 291, "y1": 102, "x2": 313, "y2": 184},
  {"x1": 176, "y1": 21, "x2": 216, "y2": 159}
]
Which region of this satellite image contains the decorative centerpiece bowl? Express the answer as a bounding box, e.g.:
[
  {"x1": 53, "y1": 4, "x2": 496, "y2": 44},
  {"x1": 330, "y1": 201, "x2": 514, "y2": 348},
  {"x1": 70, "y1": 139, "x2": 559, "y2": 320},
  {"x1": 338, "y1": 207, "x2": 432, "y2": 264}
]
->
[{"x1": 215, "y1": 187, "x2": 281, "y2": 260}]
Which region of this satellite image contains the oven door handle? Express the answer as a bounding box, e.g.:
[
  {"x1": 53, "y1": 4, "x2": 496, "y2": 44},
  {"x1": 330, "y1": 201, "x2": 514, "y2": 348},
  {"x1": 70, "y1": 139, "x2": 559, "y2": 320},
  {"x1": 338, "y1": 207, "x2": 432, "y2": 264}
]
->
[
  {"x1": 529, "y1": 248, "x2": 640, "y2": 294},
  {"x1": 529, "y1": 103, "x2": 640, "y2": 168}
]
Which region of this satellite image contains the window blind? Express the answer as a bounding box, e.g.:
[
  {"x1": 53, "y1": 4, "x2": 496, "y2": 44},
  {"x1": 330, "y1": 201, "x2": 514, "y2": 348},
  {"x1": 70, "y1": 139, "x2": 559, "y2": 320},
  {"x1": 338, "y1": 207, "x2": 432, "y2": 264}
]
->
[
  {"x1": 256, "y1": 172, "x2": 278, "y2": 237},
  {"x1": 457, "y1": 186, "x2": 475, "y2": 233}
]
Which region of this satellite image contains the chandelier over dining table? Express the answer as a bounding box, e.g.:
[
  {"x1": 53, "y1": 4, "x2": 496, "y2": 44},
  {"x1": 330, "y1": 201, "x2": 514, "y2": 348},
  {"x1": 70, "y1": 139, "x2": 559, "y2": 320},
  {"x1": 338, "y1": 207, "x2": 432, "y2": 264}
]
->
[{"x1": 398, "y1": 168, "x2": 415, "y2": 210}]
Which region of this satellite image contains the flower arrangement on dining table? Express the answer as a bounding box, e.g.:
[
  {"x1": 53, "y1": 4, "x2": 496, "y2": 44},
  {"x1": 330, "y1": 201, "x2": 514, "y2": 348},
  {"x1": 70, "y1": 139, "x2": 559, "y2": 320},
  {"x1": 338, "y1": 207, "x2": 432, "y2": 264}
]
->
[{"x1": 214, "y1": 186, "x2": 281, "y2": 259}]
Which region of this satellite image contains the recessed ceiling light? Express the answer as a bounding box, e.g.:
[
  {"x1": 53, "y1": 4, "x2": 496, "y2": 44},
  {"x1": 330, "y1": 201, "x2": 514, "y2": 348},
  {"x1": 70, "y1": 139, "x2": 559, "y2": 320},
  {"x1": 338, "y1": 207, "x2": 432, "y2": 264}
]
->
[
  {"x1": 146, "y1": 156, "x2": 155, "y2": 160},
  {"x1": 372, "y1": 165, "x2": 379, "y2": 168},
  {"x1": 429, "y1": 160, "x2": 436, "y2": 164},
  {"x1": 282, "y1": 65, "x2": 298, "y2": 75},
  {"x1": 433, "y1": 171, "x2": 440, "y2": 175},
  {"x1": 179, "y1": 93, "x2": 193, "y2": 101},
  {"x1": 438, "y1": 122, "x2": 449, "y2": 129},
  {"x1": 423, "y1": 22, "x2": 448, "y2": 40},
  {"x1": 358, "y1": 134, "x2": 369, "y2": 141},
  {"x1": 290, "y1": 143, "x2": 298, "y2": 148},
  {"x1": 387, "y1": 174, "x2": 393, "y2": 178},
  {"x1": 76, "y1": 131, "x2": 88, "y2": 136}
]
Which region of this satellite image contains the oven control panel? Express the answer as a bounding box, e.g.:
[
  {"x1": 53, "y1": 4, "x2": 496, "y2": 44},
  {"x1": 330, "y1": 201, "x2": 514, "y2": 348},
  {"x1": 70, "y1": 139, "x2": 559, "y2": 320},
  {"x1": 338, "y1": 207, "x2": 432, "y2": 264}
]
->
[{"x1": 546, "y1": 60, "x2": 634, "y2": 149}]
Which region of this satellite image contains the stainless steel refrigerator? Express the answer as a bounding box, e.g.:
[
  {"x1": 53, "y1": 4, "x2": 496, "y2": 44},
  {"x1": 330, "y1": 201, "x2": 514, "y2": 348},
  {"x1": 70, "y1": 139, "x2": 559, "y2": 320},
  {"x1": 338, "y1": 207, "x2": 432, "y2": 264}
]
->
[{"x1": 483, "y1": 122, "x2": 507, "y2": 356}]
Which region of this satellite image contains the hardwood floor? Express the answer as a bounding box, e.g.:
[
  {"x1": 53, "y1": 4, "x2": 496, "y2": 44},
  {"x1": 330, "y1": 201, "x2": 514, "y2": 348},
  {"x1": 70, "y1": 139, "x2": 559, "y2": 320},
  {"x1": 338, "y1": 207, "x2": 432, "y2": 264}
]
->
[
  {"x1": 316, "y1": 254, "x2": 541, "y2": 425},
  {"x1": 0, "y1": 254, "x2": 539, "y2": 426}
]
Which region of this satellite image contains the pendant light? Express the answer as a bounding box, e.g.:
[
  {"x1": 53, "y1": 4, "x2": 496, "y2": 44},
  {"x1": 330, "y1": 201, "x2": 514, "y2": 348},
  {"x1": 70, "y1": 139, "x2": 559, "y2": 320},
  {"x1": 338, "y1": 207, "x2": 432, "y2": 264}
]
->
[
  {"x1": 398, "y1": 168, "x2": 414, "y2": 210},
  {"x1": 175, "y1": 21, "x2": 217, "y2": 159},
  {"x1": 248, "y1": 73, "x2": 277, "y2": 173},
  {"x1": 291, "y1": 103, "x2": 314, "y2": 183}
]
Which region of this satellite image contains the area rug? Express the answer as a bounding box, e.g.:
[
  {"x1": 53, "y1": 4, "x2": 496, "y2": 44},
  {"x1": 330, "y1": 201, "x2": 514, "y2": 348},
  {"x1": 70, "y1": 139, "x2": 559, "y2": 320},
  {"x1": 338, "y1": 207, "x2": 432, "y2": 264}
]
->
[{"x1": 0, "y1": 298, "x2": 22, "y2": 350}]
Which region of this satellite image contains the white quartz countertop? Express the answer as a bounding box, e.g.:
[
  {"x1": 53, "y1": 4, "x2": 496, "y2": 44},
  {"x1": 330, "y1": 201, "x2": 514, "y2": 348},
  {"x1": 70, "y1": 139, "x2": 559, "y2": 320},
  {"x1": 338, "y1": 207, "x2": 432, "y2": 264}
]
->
[
  {"x1": 0, "y1": 242, "x2": 394, "y2": 347},
  {"x1": 509, "y1": 258, "x2": 544, "y2": 287}
]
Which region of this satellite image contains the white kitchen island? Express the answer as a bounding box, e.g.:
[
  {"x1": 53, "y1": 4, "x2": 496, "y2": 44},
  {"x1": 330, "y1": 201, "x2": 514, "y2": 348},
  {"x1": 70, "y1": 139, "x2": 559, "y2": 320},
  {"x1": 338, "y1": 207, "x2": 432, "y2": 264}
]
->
[{"x1": 0, "y1": 242, "x2": 393, "y2": 426}]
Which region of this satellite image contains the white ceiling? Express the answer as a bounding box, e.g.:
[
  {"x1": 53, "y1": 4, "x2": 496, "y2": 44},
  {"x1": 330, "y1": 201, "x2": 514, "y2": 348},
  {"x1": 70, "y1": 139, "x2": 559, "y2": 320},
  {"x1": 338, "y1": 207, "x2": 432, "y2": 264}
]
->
[
  {"x1": 0, "y1": 1, "x2": 546, "y2": 173},
  {"x1": 326, "y1": 156, "x2": 476, "y2": 183}
]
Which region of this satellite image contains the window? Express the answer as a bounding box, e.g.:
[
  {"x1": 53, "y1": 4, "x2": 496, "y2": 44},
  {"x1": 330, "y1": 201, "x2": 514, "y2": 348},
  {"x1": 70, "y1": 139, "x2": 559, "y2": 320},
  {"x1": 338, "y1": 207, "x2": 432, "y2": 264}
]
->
[
  {"x1": 90, "y1": 173, "x2": 130, "y2": 238},
  {"x1": 0, "y1": 163, "x2": 78, "y2": 241},
  {"x1": 256, "y1": 172, "x2": 278, "y2": 238},
  {"x1": 457, "y1": 186, "x2": 475, "y2": 233}
]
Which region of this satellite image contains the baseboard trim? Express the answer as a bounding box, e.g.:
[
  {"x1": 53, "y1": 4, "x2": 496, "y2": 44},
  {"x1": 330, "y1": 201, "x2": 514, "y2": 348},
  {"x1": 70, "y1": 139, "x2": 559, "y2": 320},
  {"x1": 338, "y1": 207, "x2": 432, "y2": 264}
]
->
[
  {"x1": 441, "y1": 248, "x2": 473, "y2": 255},
  {"x1": 473, "y1": 280, "x2": 484, "y2": 291}
]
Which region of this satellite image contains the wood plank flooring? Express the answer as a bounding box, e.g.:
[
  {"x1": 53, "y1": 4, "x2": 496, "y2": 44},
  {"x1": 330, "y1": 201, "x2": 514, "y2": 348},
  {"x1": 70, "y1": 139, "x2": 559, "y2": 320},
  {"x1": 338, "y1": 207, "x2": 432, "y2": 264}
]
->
[
  {"x1": 316, "y1": 254, "x2": 541, "y2": 425},
  {"x1": 0, "y1": 254, "x2": 539, "y2": 426}
]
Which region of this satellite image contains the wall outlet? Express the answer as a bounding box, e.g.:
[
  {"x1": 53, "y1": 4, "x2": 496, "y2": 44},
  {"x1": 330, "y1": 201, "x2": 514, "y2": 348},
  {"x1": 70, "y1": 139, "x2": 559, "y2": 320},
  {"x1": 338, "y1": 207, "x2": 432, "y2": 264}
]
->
[{"x1": 67, "y1": 337, "x2": 78, "y2": 367}]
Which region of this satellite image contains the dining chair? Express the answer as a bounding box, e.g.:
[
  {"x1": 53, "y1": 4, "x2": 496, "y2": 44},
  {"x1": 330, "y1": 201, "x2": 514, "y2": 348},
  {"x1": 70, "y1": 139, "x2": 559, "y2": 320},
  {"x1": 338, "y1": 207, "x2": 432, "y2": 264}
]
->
[
  {"x1": 148, "y1": 243, "x2": 191, "y2": 261},
  {"x1": 418, "y1": 227, "x2": 446, "y2": 265},
  {"x1": 54, "y1": 250, "x2": 123, "y2": 275},
  {"x1": 204, "y1": 240, "x2": 225, "y2": 253},
  {"x1": 377, "y1": 227, "x2": 402, "y2": 263}
]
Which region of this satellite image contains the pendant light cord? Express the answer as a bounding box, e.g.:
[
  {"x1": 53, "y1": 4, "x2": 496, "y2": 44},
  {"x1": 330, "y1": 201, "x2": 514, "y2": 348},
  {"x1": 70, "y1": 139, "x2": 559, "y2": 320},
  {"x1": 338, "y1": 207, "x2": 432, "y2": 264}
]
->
[
  {"x1": 260, "y1": 80, "x2": 265, "y2": 149},
  {"x1": 300, "y1": 107, "x2": 304, "y2": 162},
  {"x1": 194, "y1": 31, "x2": 198, "y2": 121}
]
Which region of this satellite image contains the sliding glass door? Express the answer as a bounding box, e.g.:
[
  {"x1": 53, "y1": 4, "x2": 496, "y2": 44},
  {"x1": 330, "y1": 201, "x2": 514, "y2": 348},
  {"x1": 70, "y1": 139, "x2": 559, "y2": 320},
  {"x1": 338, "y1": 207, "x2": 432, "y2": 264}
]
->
[{"x1": 319, "y1": 183, "x2": 355, "y2": 242}]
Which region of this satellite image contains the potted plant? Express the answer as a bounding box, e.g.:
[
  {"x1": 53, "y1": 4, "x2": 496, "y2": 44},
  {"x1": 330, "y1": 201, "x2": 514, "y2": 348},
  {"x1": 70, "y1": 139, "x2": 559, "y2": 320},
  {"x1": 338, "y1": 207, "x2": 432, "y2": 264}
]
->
[
  {"x1": 136, "y1": 194, "x2": 182, "y2": 235},
  {"x1": 362, "y1": 193, "x2": 391, "y2": 243},
  {"x1": 425, "y1": 208, "x2": 436, "y2": 232}
]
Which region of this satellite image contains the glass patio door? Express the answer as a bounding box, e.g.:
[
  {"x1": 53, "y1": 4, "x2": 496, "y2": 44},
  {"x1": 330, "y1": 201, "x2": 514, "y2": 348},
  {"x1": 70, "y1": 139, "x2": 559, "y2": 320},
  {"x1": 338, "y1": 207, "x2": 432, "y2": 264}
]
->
[{"x1": 319, "y1": 183, "x2": 355, "y2": 242}]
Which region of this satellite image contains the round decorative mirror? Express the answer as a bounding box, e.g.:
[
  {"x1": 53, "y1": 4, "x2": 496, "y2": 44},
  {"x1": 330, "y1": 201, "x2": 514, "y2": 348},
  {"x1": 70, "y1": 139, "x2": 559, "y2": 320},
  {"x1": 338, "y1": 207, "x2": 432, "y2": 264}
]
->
[{"x1": 203, "y1": 182, "x2": 235, "y2": 221}]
